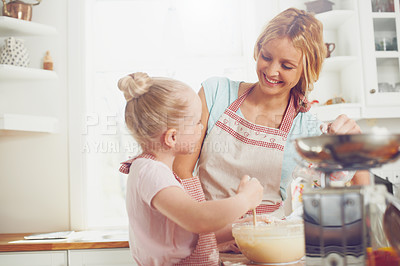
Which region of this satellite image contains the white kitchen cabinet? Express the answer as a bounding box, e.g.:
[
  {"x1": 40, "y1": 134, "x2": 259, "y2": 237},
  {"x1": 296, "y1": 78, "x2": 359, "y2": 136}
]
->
[
  {"x1": 359, "y1": 0, "x2": 400, "y2": 118},
  {"x1": 68, "y1": 248, "x2": 137, "y2": 266},
  {"x1": 0, "y1": 16, "x2": 59, "y2": 133},
  {"x1": 0, "y1": 248, "x2": 136, "y2": 266},
  {"x1": 0, "y1": 251, "x2": 67, "y2": 266}
]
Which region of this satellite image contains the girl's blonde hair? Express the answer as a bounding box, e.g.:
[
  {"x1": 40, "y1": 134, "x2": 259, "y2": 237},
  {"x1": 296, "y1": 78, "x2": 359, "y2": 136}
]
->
[
  {"x1": 118, "y1": 72, "x2": 191, "y2": 150},
  {"x1": 254, "y1": 8, "x2": 326, "y2": 111}
]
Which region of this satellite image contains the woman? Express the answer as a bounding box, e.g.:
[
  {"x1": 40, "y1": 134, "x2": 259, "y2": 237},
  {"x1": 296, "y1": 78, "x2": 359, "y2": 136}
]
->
[{"x1": 173, "y1": 8, "x2": 368, "y2": 220}]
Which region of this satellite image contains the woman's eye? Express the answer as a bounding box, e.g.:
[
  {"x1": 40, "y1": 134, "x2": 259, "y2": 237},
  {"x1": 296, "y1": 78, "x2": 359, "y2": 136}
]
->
[
  {"x1": 282, "y1": 64, "x2": 293, "y2": 70},
  {"x1": 261, "y1": 54, "x2": 271, "y2": 61}
]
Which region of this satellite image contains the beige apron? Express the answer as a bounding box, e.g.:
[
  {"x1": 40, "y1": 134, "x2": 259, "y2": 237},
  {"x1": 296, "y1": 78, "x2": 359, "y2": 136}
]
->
[{"x1": 197, "y1": 86, "x2": 297, "y2": 217}]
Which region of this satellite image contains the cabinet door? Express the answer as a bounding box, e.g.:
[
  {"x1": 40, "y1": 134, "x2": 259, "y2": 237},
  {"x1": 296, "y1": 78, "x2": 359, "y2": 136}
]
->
[
  {"x1": 359, "y1": 0, "x2": 400, "y2": 107},
  {"x1": 68, "y1": 248, "x2": 137, "y2": 266},
  {"x1": 0, "y1": 251, "x2": 67, "y2": 266}
]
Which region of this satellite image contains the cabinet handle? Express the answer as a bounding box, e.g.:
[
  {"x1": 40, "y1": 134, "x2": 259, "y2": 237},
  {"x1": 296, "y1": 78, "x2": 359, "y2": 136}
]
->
[{"x1": 370, "y1": 89, "x2": 376, "y2": 94}]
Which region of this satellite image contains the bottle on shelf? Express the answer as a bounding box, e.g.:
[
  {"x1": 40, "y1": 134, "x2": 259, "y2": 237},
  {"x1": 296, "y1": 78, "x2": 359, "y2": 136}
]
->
[{"x1": 43, "y1": 50, "x2": 53, "y2": 70}]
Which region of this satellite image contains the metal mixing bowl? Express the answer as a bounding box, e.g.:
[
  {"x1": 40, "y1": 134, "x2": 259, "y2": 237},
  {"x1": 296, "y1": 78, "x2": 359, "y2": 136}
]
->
[{"x1": 293, "y1": 134, "x2": 400, "y2": 171}]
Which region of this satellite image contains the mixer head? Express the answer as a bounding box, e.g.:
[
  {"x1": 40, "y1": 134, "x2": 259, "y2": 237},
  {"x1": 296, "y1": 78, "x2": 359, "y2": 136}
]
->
[{"x1": 293, "y1": 134, "x2": 400, "y2": 171}]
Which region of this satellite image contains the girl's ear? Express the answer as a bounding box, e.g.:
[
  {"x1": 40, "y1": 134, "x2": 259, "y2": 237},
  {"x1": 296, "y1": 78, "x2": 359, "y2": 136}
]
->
[{"x1": 164, "y1": 128, "x2": 177, "y2": 148}]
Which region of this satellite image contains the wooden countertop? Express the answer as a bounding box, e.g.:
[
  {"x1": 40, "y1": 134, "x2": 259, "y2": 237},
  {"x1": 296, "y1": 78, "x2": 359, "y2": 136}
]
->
[
  {"x1": 1, "y1": 233, "x2": 305, "y2": 265},
  {"x1": 220, "y1": 253, "x2": 305, "y2": 265},
  {"x1": 0, "y1": 232, "x2": 129, "y2": 252}
]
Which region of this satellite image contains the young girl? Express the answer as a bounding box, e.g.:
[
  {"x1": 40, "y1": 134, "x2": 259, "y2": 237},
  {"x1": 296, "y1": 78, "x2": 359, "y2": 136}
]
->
[{"x1": 118, "y1": 72, "x2": 263, "y2": 265}]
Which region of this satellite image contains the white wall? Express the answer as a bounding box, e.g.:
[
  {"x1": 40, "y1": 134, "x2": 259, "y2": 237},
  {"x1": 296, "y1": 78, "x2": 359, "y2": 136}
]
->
[{"x1": 0, "y1": 0, "x2": 69, "y2": 233}]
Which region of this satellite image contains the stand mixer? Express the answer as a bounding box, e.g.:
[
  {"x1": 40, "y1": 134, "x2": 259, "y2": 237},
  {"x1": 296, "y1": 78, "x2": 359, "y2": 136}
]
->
[{"x1": 293, "y1": 133, "x2": 400, "y2": 266}]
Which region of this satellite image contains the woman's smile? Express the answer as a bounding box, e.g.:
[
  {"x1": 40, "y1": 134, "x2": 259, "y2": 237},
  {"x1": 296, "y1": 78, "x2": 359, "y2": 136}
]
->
[{"x1": 263, "y1": 73, "x2": 283, "y2": 85}]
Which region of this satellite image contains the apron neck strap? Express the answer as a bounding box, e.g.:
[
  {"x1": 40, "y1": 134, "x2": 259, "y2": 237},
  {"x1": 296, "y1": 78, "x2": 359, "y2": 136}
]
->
[
  {"x1": 119, "y1": 153, "x2": 179, "y2": 181},
  {"x1": 227, "y1": 83, "x2": 297, "y2": 134},
  {"x1": 228, "y1": 83, "x2": 256, "y2": 113},
  {"x1": 279, "y1": 96, "x2": 296, "y2": 133}
]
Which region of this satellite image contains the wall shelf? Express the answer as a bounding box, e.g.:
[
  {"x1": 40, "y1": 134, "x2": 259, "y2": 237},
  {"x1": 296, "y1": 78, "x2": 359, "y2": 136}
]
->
[
  {"x1": 322, "y1": 56, "x2": 358, "y2": 71},
  {"x1": 371, "y1": 13, "x2": 397, "y2": 19},
  {"x1": 375, "y1": 51, "x2": 400, "y2": 58},
  {"x1": 310, "y1": 103, "x2": 362, "y2": 122},
  {"x1": 0, "y1": 16, "x2": 57, "y2": 37},
  {"x1": 0, "y1": 17, "x2": 60, "y2": 135},
  {"x1": 0, "y1": 113, "x2": 58, "y2": 133},
  {"x1": 0, "y1": 64, "x2": 58, "y2": 80}
]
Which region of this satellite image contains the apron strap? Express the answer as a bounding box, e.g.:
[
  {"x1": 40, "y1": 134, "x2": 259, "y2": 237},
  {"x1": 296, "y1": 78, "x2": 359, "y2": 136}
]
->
[
  {"x1": 226, "y1": 83, "x2": 297, "y2": 134},
  {"x1": 119, "y1": 153, "x2": 156, "y2": 174},
  {"x1": 227, "y1": 84, "x2": 255, "y2": 113},
  {"x1": 279, "y1": 96, "x2": 296, "y2": 133}
]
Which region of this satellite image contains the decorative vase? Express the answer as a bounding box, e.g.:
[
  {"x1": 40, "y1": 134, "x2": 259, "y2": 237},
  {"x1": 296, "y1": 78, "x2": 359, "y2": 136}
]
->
[{"x1": 0, "y1": 37, "x2": 30, "y2": 67}]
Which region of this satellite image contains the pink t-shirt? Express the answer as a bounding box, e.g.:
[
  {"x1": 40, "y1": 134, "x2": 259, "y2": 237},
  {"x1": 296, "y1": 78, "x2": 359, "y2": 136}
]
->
[{"x1": 126, "y1": 158, "x2": 198, "y2": 265}]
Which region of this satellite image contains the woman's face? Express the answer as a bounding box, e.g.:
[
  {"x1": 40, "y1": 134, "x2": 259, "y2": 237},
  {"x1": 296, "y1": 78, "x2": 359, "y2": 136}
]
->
[{"x1": 256, "y1": 37, "x2": 303, "y2": 97}]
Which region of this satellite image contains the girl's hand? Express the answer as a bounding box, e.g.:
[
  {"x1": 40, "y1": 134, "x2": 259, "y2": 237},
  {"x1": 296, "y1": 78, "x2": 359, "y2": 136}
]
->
[
  {"x1": 320, "y1": 114, "x2": 361, "y2": 135},
  {"x1": 236, "y1": 175, "x2": 263, "y2": 210}
]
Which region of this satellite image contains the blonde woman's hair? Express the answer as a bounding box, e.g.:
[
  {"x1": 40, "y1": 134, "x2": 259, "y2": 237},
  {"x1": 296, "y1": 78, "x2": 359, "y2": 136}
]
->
[
  {"x1": 254, "y1": 8, "x2": 326, "y2": 111},
  {"x1": 118, "y1": 72, "x2": 191, "y2": 150}
]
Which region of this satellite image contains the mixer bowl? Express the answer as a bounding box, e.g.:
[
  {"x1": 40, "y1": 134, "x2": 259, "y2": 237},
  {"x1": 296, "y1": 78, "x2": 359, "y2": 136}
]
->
[
  {"x1": 293, "y1": 134, "x2": 400, "y2": 171},
  {"x1": 232, "y1": 220, "x2": 305, "y2": 264}
]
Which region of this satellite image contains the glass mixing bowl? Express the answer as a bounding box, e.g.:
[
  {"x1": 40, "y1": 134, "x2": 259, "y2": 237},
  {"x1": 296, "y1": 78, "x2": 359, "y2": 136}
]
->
[{"x1": 232, "y1": 220, "x2": 305, "y2": 264}]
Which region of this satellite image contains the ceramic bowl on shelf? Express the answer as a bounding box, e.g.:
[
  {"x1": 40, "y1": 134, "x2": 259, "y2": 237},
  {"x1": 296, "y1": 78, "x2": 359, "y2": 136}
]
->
[
  {"x1": 232, "y1": 220, "x2": 305, "y2": 264},
  {"x1": 305, "y1": 0, "x2": 334, "y2": 14}
]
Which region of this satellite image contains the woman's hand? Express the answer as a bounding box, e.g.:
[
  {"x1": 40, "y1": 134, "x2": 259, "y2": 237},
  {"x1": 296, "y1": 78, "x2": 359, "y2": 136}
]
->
[
  {"x1": 320, "y1": 114, "x2": 361, "y2": 135},
  {"x1": 236, "y1": 175, "x2": 263, "y2": 210},
  {"x1": 319, "y1": 114, "x2": 370, "y2": 185}
]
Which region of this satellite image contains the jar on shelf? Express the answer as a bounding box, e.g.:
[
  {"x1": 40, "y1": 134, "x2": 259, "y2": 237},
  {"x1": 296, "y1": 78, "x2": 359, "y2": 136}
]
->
[{"x1": 0, "y1": 37, "x2": 30, "y2": 67}]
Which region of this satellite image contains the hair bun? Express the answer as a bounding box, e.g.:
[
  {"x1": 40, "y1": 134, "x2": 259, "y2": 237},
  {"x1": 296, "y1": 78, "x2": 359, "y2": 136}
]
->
[{"x1": 117, "y1": 72, "x2": 153, "y2": 101}]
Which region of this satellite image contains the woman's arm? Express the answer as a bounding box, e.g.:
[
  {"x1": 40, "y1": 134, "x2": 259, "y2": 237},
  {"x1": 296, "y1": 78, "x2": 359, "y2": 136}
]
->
[
  {"x1": 351, "y1": 170, "x2": 370, "y2": 185},
  {"x1": 173, "y1": 87, "x2": 209, "y2": 178},
  {"x1": 152, "y1": 176, "x2": 263, "y2": 234}
]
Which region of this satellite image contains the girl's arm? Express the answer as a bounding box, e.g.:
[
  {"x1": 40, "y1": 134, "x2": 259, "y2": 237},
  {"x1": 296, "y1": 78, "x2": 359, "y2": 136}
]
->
[
  {"x1": 152, "y1": 176, "x2": 263, "y2": 234},
  {"x1": 173, "y1": 87, "x2": 209, "y2": 179},
  {"x1": 213, "y1": 215, "x2": 256, "y2": 243}
]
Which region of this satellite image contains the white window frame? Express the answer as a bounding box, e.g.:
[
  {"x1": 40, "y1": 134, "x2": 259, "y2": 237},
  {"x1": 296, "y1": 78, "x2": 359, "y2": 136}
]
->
[{"x1": 68, "y1": 0, "x2": 90, "y2": 230}]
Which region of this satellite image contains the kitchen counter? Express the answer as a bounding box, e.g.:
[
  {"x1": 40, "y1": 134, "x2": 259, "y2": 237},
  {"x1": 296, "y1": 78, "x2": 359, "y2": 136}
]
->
[
  {"x1": 0, "y1": 231, "x2": 129, "y2": 252},
  {"x1": 220, "y1": 253, "x2": 305, "y2": 265},
  {"x1": 1, "y1": 233, "x2": 305, "y2": 265}
]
